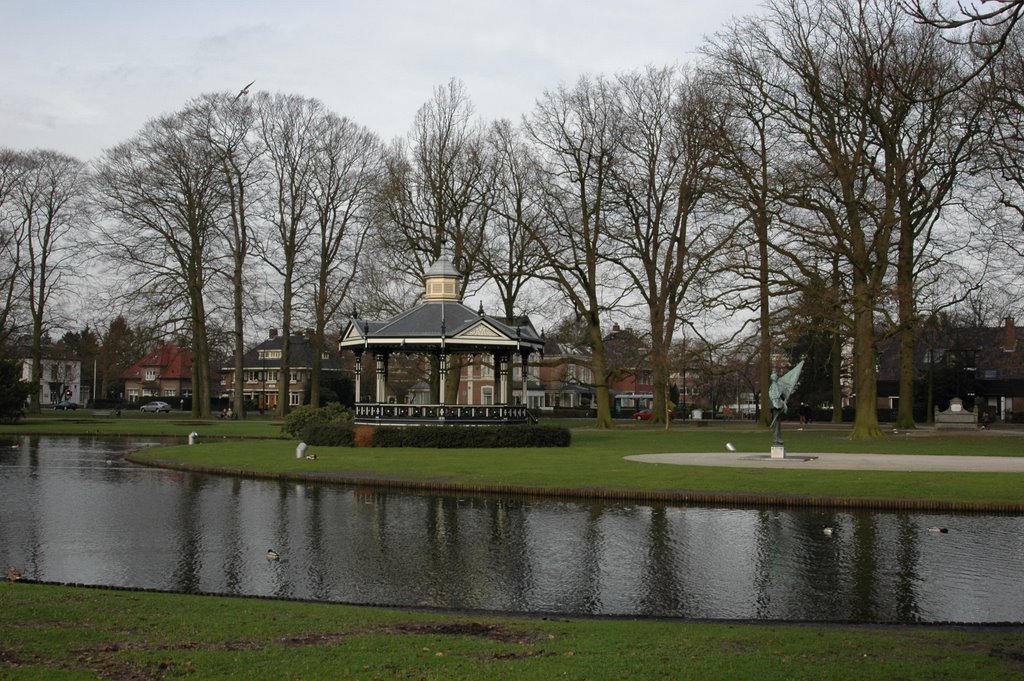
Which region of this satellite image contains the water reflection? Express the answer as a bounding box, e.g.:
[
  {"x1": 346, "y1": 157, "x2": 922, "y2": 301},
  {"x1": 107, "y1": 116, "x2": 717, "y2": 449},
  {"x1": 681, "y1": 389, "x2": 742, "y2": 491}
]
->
[{"x1": 1, "y1": 435, "x2": 1022, "y2": 623}]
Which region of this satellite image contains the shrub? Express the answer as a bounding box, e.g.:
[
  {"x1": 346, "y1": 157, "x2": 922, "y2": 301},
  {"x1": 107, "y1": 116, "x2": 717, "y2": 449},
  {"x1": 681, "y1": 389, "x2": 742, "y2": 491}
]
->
[
  {"x1": 298, "y1": 423, "x2": 571, "y2": 448},
  {"x1": 0, "y1": 359, "x2": 30, "y2": 424},
  {"x1": 282, "y1": 403, "x2": 354, "y2": 438},
  {"x1": 301, "y1": 423, "x2": 355, "y2": 446},
  {"x1": 372, "y1": 425, "x2": 570, "y2": 448}
]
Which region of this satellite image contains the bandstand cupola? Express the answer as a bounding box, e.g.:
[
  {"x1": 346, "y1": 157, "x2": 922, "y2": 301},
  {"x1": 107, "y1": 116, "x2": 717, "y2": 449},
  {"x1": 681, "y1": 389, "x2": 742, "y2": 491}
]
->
[{"x1": 423, "y1": 256, "x2": 462, "y2": 301}]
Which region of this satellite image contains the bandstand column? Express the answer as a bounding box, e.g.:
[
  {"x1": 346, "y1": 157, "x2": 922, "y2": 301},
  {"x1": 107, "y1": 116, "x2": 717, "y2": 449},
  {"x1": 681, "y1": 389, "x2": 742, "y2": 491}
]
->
[
  {"x1": 494, "y1": 352, "x2": 508, "y2": 405},
  {"x1": 375, "y1": 352, "x2": 388, "y2": 402},
  {"x1": 439, "y1": 353, "x2": 448, "y2": 404},
  {"x1": 520, "y1": 350, "x2": 530, "y2": 407},
  {"x1": 353, "y1": 355, "x2": 362, "y2": 403}
]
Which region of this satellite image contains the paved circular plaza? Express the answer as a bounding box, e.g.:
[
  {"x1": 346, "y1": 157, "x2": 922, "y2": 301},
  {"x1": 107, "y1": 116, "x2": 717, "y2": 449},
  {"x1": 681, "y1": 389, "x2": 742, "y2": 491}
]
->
[{"x1": 625, "y1": 451, "x2": 1024, "y2": 472}]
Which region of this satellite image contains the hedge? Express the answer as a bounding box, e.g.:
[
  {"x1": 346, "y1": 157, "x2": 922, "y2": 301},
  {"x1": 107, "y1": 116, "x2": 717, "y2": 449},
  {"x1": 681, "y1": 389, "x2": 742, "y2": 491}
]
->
[
  {"x1": 301, "y1": 422, "x2": 355, "y2": 446},
  {"x1": 300, "y1": 423, "x2": 571, "y2": 448}
]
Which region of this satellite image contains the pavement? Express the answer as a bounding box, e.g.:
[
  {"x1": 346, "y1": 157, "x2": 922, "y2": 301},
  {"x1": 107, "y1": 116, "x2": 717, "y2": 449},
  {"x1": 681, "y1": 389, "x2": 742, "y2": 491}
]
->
[{"x1": 625, "y1": 451, "x2": 1024, "y2": 472}]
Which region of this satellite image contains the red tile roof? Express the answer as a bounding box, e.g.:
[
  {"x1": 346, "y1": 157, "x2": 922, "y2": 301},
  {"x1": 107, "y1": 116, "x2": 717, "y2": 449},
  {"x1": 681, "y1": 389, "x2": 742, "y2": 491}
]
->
[{"x1": 122, "y1": 344, "x2": 193, "y2": 380}]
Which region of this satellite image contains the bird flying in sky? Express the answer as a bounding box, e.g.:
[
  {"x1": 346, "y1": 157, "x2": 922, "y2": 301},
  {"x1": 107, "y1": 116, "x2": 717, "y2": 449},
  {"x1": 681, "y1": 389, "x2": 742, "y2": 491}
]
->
[{"x1": 234, "y1": 80, "x2": 255, "y2": 101}]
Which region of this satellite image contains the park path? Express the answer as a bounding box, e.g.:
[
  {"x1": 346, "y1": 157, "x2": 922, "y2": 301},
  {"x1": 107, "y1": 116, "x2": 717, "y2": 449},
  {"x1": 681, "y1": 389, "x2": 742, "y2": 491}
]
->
[{"x1": 626, "y1": 451, "x2": 1024, "y2": 472}]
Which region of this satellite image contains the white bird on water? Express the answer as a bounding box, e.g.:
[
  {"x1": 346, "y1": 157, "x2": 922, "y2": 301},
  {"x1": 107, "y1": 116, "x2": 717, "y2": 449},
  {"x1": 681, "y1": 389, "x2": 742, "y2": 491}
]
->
[
  {"x1": 822, "y1": 526, "x2": 835, "y2": 537},
  {"x1": 266, "y1": 549, "x2": 280, "y2": 561}
]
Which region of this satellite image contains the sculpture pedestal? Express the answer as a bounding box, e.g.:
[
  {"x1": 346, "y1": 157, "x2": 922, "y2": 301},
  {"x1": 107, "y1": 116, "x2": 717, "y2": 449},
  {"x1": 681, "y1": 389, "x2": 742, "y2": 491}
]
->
[{"x1": 771, "y1": 445, "x2": 785, "y2": 460}]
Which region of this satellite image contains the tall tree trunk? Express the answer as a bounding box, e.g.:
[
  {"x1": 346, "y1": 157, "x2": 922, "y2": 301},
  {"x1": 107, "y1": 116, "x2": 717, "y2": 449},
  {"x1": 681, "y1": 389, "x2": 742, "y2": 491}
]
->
[
  {"x1": 588, "y1": 321, "x2": 613, "y2": 429},
  {"x1": 850, "y1": 284, "x2": 882, "y2": 439},
  {"x1": 895, "y1": 219, "x2": 917, "y2": 429},
  {"x1": 756, "y1": 214, "x2": 772, "y2": 428}
]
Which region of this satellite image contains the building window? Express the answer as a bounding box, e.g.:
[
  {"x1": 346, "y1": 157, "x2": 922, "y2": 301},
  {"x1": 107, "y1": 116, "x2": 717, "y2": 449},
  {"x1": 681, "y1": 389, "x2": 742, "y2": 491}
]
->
[
  {"x1": 290, "y1": 370, "x2": 301, "y2": 383},
  {"x1": 289, "y1": 391, "x2": 302, "y2": 406},
  {"x1": 144, "y1": 369, "x2": 158, "y2": 381},
  {"x1": 163, "y1": 389, "x2": 176, "y2": 397},
  {"x1": 482, "y1": 387, "x2": 493, "y2": 405}
]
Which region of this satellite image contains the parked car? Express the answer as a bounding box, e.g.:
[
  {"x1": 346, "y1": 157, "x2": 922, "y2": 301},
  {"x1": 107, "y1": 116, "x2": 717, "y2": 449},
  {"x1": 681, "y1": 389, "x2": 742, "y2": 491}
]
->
[
  {"x1": 634, "y1": 408, "x2": 673, "y2": 421},
  {"x1": 140, "y1": 400, "x2": 172, "y2": 413},
  {"x1": 52, "y1": 399, "x2": 80, "y2": 410}
]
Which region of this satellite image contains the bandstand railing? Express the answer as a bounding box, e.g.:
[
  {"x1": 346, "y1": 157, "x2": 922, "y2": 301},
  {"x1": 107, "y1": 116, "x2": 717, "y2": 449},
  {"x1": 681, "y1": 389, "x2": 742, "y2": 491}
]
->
[{"x1": 354, "y1": 403, "x2": 533, "y2": 425}]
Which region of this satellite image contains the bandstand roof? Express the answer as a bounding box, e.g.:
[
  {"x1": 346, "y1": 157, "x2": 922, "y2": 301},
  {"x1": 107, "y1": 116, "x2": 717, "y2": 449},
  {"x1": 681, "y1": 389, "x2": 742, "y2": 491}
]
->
[{"x1": 339, "y1": 256, "x2": 544, "y2": 356}]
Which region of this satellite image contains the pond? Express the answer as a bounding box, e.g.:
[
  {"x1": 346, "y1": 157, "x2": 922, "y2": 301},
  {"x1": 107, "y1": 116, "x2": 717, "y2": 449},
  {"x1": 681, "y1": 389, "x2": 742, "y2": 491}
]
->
[{"x1": 1, "y1": 435, "x2": 1022, "y2": 623}]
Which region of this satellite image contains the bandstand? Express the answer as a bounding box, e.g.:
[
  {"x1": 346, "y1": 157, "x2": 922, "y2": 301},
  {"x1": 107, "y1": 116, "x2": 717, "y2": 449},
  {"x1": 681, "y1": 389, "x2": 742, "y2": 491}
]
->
[{"x1": 338, "y1": 256, "x2": 545, "y2": 425}]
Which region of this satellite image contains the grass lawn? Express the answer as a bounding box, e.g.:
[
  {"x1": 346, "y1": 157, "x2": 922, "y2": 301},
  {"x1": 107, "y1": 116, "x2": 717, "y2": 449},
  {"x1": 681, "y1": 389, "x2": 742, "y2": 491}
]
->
[
  {"x1": 0, "y1": 410, "x2": 285, "y2": 439},
  {"x1": 126, "y1": 425, "x2": 1024, "y2": 506},
  {"x1": 2, "y1": 582, "x2": 1021, "y2": 680}
]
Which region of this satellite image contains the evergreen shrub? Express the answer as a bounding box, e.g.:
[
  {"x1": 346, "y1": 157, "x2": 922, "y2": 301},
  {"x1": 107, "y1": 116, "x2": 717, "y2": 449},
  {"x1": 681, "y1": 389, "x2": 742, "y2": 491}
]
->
[
  {"x1": 299, "y1": 423, "x2": 571, "y2": 448},
  {"x1": 372, "y1": 425, "x2": 571, "y2": 448},
  {"x1": 301, "y1": 423, "x2": 355, "y2": 446},
  {"x1": 282, "y1": 402, "x2": 353, "y2": 437}
]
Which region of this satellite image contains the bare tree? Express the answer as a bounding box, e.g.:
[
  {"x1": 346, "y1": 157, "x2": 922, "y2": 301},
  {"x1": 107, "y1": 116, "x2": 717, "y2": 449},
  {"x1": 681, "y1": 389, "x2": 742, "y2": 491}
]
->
[
  {"x1": 376, "y1": 80, "x2": 491, "y2": 290},
  {"x1": 729, "y1": 0, "x2": 923, "y2": 438},
  {"x1": 304, "y1": 113, "x2": 382, "y2": 406},
  {"x1": 704, "y1": 30, "x2": 794, "y2": 427},
  {"x1": 607, "y1": 65, "x2": 737, "y2": 426},
  {"x1": 373, "y1": 79, "x2": 493, "y2": 402},
  {"x1": 905, "y1": 0, "x2": 1024, "y2": 77},
  {"x1": 255, "y1": 93, "x2": 323, "y2": 415},
  {"x1": 0, "y1": 149, "x2": 27, "y2": 351},
  {"x1": 524, "y1": 75, "x2": 623, "y2": 428},
  {"x1": 93, "y1": 111, "x2": 222, "y2": 417},
  {"x1": 13, "y1": 150, "x2": 89, "y2": 413},
  {"x1": 191, "y1": 93, "x2": 266, "y2": 419},
  {"x1": 479, "y1": 119, "x2": 547, "y2": 324}
]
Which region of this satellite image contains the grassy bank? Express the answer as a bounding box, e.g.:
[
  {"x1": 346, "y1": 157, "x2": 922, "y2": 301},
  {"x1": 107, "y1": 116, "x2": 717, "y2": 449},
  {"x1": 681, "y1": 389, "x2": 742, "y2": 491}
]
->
[
  {"x1": 2, "y1": 582, "x2": 1021, "y2": 680},
  {"x1": 0, "y1": 410, "x2": 285, "y2": 439},
  {"x1": 127, "y1": 427, "x2": 1024, "y2": 506}
]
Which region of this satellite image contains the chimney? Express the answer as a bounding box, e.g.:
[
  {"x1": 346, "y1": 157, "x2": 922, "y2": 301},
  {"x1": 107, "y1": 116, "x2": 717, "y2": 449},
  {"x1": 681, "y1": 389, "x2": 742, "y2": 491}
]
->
[
  {"x1": 269, "y1": 328, "x2": 278, "y2": 339},
  {"x1": 612, "y1": 323, "x2": 621, "y2": 332},
  {"x1": 1005, "y1": 317, "x2": 1017, "y2": 352}
]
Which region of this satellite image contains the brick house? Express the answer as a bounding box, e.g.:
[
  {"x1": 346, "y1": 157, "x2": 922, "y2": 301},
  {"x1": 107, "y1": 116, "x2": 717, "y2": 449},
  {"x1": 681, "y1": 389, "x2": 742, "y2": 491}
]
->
[
  {"x1": 223, "y1": 330, "x2": 343, "y2": 411},
  {"x1": 876, "y1": 317, "x2": 1024, "y2": 422},
  {"x1": 122, "y1": 344, "x2": 195, "y2": 404}
]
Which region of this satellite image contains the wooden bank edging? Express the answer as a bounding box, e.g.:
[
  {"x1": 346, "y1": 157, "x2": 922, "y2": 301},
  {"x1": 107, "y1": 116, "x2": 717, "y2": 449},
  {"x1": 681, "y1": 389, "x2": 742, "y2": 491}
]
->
[{"x1": 123, "y1": 454, "x2": 1024, "y2": 514}]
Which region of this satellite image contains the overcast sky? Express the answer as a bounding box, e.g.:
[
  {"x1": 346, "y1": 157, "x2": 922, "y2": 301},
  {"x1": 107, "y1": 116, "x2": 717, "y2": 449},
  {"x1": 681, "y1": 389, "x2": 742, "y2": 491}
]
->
[{"x1": 2, "y1": 0, "x2": 758, "y2": 161}]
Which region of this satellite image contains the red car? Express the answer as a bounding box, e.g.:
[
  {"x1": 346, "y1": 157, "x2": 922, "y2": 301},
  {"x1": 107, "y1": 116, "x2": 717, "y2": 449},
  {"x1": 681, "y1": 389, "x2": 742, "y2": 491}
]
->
[{"x1": 634, "y1": 409, "x2": 674, "y2": 421}]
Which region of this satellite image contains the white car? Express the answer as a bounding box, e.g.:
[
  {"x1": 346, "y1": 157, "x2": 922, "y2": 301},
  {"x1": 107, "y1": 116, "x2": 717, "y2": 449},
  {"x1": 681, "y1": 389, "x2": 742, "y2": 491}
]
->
[{"x1": 140, "y1": 401, "x2": 172, "y2": 413}]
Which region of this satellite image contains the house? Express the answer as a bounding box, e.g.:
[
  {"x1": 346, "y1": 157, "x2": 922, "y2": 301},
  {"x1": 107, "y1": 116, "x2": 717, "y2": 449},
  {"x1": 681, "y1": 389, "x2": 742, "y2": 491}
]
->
[
  {"x1": 19, "y1": 355, "x2": 83, "y2": 406},
  {"x1": 122, "y1": 344, "x2": 195, "y2": 404},
  {"x1": 876, "y1": 317, "x2": 1024, "y2": 422},
  {"x1": 223, "y1": 330, "x2": 343, "y2": 411},
  {"x1": 532, "y1": 339, "x2": 594, "y2": 411},
  {"x1": 604, "y1": 324, "x2": 654, "y2": 395}
]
